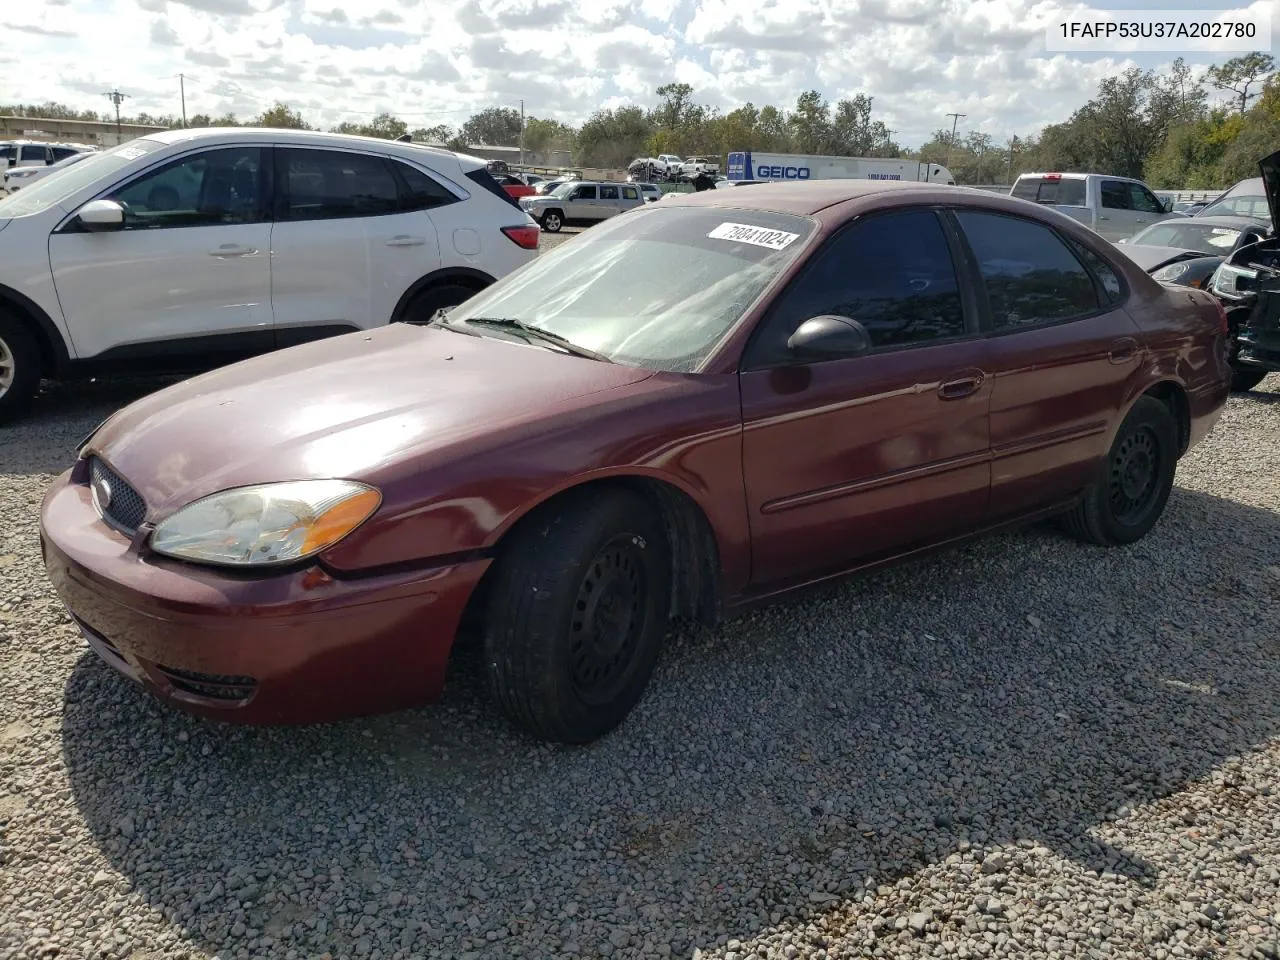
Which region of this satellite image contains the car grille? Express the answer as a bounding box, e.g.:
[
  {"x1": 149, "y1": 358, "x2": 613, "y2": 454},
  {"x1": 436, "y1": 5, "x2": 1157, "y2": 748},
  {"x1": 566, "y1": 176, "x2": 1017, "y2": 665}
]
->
[
  {"x1": 155, "y1": 666, "x2": 258, "y2": 702},
  {"x1": 88, "y1": 457, "x2": 147, "y2": 535}
]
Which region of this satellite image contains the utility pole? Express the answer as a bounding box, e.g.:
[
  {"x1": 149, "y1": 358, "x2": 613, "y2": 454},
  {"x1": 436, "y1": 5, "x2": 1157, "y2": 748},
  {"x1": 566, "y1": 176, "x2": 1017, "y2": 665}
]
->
[
  {"x1": 179, "y1": 74, "x2": 187, "y2": 128},
  {"x1": 945, "y1": 111, "x2": 965, "y2": 172},
  {"x1": 519, "y1": 99, "x2": 525, "y2": 166},
  {"x1": 1007, "y1": 135, "x2": 1018, "y2": 185},
  {"x1": 105, "y1": 89, "x2": 129, "y2": 143}
]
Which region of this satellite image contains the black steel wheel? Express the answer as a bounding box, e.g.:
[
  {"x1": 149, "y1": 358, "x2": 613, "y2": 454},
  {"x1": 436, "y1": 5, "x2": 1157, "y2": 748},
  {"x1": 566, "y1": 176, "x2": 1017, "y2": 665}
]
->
[
  {"x1": 1062, "y1": 396, "x2": 1178, "y2": 546},
  {"x1": 483, "y1": 489, "x2": 671, "y2": 744}
]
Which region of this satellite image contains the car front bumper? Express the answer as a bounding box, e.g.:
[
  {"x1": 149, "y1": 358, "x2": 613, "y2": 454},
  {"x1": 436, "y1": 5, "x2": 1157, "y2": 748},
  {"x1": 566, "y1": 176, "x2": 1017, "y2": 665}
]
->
[{"x1": 40, "y1": 466, "x2": 491, "y2": 725}]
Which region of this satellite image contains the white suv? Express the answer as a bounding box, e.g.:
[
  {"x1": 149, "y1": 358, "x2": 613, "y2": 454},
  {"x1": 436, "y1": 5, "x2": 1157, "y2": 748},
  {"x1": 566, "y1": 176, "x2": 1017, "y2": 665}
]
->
[{"x1": 0, "y1": 128, "x2": 539, "y2": 420}]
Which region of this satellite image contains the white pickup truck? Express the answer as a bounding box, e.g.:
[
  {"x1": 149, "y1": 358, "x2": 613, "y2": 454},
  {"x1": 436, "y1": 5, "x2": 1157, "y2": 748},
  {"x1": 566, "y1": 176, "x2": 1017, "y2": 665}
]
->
[
  {"x1": 678, "y1": 156, "x2": 720, "y2": 177},
  {"x1": 1010, "y1": 172, "x2": 1176, "y2": 242}
]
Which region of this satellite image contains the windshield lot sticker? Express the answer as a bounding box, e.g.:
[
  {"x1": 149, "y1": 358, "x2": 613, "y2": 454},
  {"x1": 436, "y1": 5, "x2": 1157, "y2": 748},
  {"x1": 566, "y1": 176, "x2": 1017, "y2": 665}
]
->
[
  {"x1": 115, "y1": 147, "x2": 148, "y2": 161},
  {"x1": 707, "y1": 222, "x2": 799, "y2": 250}
]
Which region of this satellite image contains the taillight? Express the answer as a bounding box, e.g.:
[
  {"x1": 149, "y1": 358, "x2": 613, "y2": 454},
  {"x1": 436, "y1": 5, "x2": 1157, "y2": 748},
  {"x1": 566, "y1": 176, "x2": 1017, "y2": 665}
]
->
[{"x1": 501, "y1": 224, "x2": 540, "y2": 250}]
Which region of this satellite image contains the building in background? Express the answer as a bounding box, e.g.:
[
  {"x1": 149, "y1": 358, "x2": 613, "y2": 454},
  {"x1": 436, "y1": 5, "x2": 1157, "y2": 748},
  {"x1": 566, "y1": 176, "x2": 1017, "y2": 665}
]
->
[{"x1": 0, "y1": 115, "x2": 169, "y2": 147}]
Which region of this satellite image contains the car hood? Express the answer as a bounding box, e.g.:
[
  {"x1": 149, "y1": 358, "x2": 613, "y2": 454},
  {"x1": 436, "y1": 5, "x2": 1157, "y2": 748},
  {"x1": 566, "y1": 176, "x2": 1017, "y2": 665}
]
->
[
  {"x1": 1258, "y1": 149, "x2": 1280, "y2": 229},
  {"x1": 1114, "y1": 242, "x2": 1215, "y2": 272},
  {"x1": 86, "y1": 324, "x2": 655, "y2": 515}
]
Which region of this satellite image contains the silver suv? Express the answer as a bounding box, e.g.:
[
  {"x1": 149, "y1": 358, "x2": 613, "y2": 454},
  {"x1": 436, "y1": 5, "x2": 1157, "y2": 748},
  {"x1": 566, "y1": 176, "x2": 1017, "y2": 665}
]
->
[{"x1": 518, "y1": 181, "x2": 644, "y2": 232}]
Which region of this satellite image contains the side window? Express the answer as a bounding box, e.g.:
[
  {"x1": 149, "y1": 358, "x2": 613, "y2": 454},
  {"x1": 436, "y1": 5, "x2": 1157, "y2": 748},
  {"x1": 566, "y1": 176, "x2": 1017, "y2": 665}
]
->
[
  {"x1": 110, "y1": 147, "x2": 263, "y2": 229},
  {"x1": 0, "y1": 146, "x2": 12, "y2": 166},
  {"x1": 622, "y1": 186, "x2": 638, "y2": 200},
  {"x1": 19, "y1": 145, "x2": 49, "y2": 164},
  {"x1": 574, "y1": 186, "x2": 597, "y2": 200},
  {"x1": 391, "y1": 160, "x2": 458, "y2": 211},
  {"x1": 748, "y1": 209, "x2": 967, "y2": 366},
  {"x1": 1063, "y1": 236, "x2": 1123, "y2": 305},
  {"x1": 1100, "y1": 180, "x2": 1131, "y2": 210},
  {"x1": 600, "y1": 185, "x2": 619, "y2": 200},
  {"x1": 1129, "y1": 184, "x2": 1163, "y2": 214},
  {"x1": 280, "y1": 149, "x2": 399, "y2": 221},
  {"x1": 955, "y1": 211, "x2": 1100, "y2": 328},
  {"x1": 51, "y1": 147, "x2": 79, "y2": 161}
]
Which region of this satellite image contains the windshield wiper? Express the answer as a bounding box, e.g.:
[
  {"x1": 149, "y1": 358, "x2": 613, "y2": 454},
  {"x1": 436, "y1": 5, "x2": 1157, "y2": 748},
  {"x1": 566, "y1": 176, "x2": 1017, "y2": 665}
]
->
[{"x1": 461, "y1": 317, "x2": 613, "y2": 363}]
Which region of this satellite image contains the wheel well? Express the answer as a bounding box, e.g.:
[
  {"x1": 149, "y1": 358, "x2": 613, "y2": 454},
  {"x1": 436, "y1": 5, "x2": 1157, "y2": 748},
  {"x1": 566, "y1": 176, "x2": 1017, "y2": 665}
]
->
[
  {"x1": 1143, "y1": 381, "x2": 1190, "y2": 456},
  {"x1": 390, "y1": 269, "x2": 494, "y2": 323},
  {"x1": 0, "y1": 286, "x2": 64, "y2": 378},
  {"x1": 460, "y1": 475, "x2": 724, "y2": 641}
]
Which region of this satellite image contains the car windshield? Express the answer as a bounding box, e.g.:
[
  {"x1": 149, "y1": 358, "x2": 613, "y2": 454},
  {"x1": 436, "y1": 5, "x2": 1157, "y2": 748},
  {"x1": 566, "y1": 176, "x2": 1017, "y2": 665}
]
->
[
  {"x1": 0, "y1": 139, "x2": 162, "y2": 218},
  {"x1": 1131, "y1": 220, "x2": 1244, "y2": 253},
  {"x1": 443, "y1": 205, "x2": 816, "y2": 372},
  {"x1": 1198, "y1": 178, "x2": 1271, "y2": 220}
]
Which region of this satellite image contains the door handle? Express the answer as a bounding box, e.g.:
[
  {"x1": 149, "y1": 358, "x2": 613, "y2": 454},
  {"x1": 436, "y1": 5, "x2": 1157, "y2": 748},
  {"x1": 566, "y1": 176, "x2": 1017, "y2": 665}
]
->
[
  {"x1": 208, "y1": 244, "x2": 257, "y2": 257},
  {"x1": 938, "y1": 370, "x2": 985, "y2": 400},
  {"x1": 1098, "y1": 215, "x2": 1111, "y2": 221},
  {"x1": 1108, "y1": 337, "x2": 1139, "y2": 364},
  {"x1": 385, "y1": 235, "x2": 426, "y2": 247}
]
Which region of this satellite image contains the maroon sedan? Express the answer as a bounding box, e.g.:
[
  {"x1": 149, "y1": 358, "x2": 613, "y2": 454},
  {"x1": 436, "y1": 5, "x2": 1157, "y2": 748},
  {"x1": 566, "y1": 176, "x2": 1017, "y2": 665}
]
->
[{"x1": 40, "y1": 180, "x2": 1231, "y2": 743}]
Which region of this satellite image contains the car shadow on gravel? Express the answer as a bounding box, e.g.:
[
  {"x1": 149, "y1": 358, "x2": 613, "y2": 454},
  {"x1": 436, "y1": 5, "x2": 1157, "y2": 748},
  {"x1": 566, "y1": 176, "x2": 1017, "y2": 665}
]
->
[
  {"x1": 58, "y1": 487, "x2": 1280, "y2": 958},
  {"x1": 1, "y1": 377, "x2": 184, "y2": 476}
]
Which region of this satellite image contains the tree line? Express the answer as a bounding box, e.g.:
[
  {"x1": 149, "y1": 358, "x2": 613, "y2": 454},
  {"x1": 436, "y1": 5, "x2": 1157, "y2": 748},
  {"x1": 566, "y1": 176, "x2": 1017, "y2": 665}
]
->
[{"x1": 5, "y1": 52, "x2": 1276, "y2": 187}]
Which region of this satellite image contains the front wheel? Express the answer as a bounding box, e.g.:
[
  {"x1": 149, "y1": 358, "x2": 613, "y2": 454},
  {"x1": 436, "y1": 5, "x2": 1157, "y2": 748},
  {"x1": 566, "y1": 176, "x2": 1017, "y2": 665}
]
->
[
  {"x1": 399, "y1": 283, "x2": 479, "y2": 325},
  {"x1": 540, "y1": 211, "x2": 563, "y2": 233},
  {"x1": 1231, "y1": 365, "x2": 1268, "y2": 392},
  {"x1": 0, "y1": 311, "x2": 41, "y2": 424},
  {"x1": 482, "y1": 490, "x2": 671, "y2": 744},
  {"x1": 1062, "y1": 396, "x2": 1178, "y2": 546}
]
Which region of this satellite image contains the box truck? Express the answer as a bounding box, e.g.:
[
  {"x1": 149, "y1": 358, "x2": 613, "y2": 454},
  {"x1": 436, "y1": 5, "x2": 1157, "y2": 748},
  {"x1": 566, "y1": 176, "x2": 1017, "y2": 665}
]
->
[{"x1": 726, "y1": 151, "x2": 955, "y2": 185}]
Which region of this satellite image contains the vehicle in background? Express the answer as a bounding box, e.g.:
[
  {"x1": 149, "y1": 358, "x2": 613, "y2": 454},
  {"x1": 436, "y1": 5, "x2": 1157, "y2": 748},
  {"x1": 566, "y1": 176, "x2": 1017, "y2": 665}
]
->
[
  {"x1": 494, "y1": 173, "x2": 537, "y2": 199},
  {"x1": 714, "y1": 178, "x2": 764, "y2": 189},
  {"x1": 2, "y1": 150, "x2": 97, "y2": 194},
  {"x1": 1204, "y1": 150, "x2": 1280, "y2": 392},
  {"x1": 1194, "y1": 176, "x2": 1272, "y2": 224},
  {"x1": 1010, "y1": 172, "x2": 1176, "y2": 241},
  {"x1": 0, "y1": 127, "x2": 539, "y2": 421},
  {"x1": 39, "y1": 179, "x2": 1230, "y2": 744},
  {"x1": 677, "y1": 156, "x2": 720, "y2": 178},
  {"x1": 534, "y1": 174, "x2": 578, "y2": 194},
  {"x1": 1113, "y1": 215, "x2": 1270, "y2": 287},
  {"x1": 727, "y1": 151, "x2": 955, "y2": 185},
  {"x1": 486, "y1": 159, "x2": 510, "y2": 175},
  {"x1": 637, "y1": 183, "x2": 663, "y2": 203},
  {"x1": 518, "y1": 180, "x2": 644, "y2": 232},
  {"x1": 0, "y1": 142, "x2": 96, "y2": 193},
  {"x1": 1174, "y1": 200, "x2": 1212, "y2": 216}
]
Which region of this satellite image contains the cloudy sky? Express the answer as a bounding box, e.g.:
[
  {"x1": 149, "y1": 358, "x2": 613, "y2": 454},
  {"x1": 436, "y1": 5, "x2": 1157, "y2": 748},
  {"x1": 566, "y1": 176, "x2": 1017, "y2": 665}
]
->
[{"x1": 1, "y1": 0, "x2": 1276, "y2": 146}]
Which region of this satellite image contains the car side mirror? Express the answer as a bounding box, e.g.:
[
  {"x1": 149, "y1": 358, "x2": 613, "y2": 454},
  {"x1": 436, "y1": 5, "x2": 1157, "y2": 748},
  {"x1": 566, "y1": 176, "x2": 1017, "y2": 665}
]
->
[
  {"x1": 76, "y1": 199, "x2": 126, "y2": 232},
  {"x1": 786, "y1": 315, "x2": 872, "y2": 360}
]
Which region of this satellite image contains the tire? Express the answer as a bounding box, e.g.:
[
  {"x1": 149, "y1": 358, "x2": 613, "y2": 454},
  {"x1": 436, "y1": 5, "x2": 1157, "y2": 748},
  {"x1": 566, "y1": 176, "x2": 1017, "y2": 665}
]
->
[
  {"x1": 1231, "y1": 365, "x2": 1268, "y2": 392},
  {"x1": 1062, "y1": 396, "x2": 1178, "y2": 546},
  {"x1": 399, "y1": 283, "x2": 480, "y2": 325},
  {"x1": 482, "y1": 490, "x2": 672, "y2": 744},
  {"x1": 540, "y1": 210, "x2": 563, "y2": 233},
  {"x1": 0, "y1": 311, "x2": 41, "y2": 424}
]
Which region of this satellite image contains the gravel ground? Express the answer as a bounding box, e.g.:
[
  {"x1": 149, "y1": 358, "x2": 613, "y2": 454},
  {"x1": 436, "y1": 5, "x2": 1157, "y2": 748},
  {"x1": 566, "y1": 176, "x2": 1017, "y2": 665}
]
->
[{"x1": 2, "y1": 374, "x2": 1280, "y2": 960}]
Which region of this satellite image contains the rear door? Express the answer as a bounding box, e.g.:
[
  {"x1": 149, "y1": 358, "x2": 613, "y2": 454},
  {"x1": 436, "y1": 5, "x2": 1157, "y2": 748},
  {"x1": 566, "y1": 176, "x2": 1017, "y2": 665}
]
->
[
  {"x1": 270, "y1": 146, "x2": 444, "y2": 343},
  {"x1": 948, "y1": 208, "x2": 1143, "y2": 516}
]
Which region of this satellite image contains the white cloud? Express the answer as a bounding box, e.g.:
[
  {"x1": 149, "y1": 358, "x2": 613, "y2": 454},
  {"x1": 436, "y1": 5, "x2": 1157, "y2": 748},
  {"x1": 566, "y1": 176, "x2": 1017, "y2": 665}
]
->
[{"x1": 0, "y1": 0, "x2": 1249, "y2": 144}]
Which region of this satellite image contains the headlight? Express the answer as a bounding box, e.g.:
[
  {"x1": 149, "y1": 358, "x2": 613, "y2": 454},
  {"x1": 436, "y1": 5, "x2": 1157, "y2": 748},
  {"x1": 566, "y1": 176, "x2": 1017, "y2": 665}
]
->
[
  {"x1": 150, "y1": 479, "x2": 381, "y2": 567},
  {"x1": 1151, "y1": 262, "x2": 1192, "y2": 283}
]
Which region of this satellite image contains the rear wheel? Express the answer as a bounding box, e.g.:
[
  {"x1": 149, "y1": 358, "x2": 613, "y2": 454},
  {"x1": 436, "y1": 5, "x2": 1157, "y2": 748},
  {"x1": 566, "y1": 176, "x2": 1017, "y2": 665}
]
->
[
  {"x1": 400, "y1": 283, "x2": 480, "y2": 325},
  {"x1": 0, "y1": 311, "x2": 41, "y2": 424},
  {"x1": 540, "y1": 210, "x2": 563, "y2": 233},
  {"x1": 482, "y1": 490, "x2": 671, "y2": 744},
  {"x1": 1062, "y1": 396, "x2": 1178, "y2": 546}
]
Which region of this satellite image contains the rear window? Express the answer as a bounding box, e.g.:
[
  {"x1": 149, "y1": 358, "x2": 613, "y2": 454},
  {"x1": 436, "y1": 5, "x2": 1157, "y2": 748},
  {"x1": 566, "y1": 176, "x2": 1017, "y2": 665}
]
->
[
  {"x1": 465, "y1": 167, "x2": 520, "y2": 208},
  {"x1": 1012, "y1": 177, "x2": 1086, "y2": 206}
]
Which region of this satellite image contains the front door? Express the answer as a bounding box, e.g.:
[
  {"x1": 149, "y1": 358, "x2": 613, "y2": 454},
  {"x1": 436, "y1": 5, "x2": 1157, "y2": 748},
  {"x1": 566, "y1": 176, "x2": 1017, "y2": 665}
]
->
[
  {"x1": 269, "y1": 147, "x2": 443, "y2": 342},
  {"x1": 48, "y1": 145, "x2": 273, "y2": 361},
  {"x1": 565, "y1": 184, "x2": 600, "y2": 221},
  {"x1": 948, "y1": 209, "x2": 1146, "y2": 516},
  {"x1": 739, "y1": 207, "x2": 992, "y2": 589}
]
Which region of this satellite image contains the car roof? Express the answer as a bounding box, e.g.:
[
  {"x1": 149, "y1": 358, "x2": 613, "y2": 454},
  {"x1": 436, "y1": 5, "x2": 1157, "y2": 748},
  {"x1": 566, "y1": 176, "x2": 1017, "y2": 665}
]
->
[
  {"x1": 658, "y1": 178, "x2": 985, "y2": 216},
  {"x1": 132, "y1": 126, "x2": 471, "y2": 166}
]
